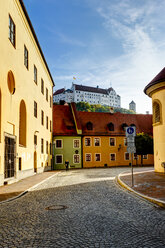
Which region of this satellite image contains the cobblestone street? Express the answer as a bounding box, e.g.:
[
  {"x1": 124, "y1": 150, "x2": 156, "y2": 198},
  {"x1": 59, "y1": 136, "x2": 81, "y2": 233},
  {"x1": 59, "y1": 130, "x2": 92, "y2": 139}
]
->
[{"x1": 0, "y1": 167, "x2": 165, "y2": 248}]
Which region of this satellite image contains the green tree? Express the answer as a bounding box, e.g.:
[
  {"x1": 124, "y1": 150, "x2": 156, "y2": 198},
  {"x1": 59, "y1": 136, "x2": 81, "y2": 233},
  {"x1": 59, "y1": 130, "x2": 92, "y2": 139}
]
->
[{"x1": 135, "y1": 133, "x2": 153, "y2": 166}]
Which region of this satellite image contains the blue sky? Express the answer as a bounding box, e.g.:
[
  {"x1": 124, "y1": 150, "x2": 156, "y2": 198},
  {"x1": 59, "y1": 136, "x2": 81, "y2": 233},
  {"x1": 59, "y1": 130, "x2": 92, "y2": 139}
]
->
[{"x1": 24, "y1": 0, "x2": 165, "y2": 113}]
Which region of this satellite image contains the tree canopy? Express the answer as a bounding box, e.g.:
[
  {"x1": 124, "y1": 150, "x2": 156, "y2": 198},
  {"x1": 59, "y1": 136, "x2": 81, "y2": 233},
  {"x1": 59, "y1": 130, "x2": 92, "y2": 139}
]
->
[{"x1": 135, "y1": 133, "x2": 153, "y2": 155}]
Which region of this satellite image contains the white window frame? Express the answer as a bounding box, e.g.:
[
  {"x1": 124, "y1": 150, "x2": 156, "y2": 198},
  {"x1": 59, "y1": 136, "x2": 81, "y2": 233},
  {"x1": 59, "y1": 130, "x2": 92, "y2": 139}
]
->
[
  {"x1": 134, "y1": 153, "x2": 139, "y2": 160},
  {"x1": 125, "y1": 152, "x2": 130, "y2": 161},
  {"x1": 94, "y1": 137, "x2": 101, "y2": 147},
  {"x1": 73, "y1": 154, "x2": 80, "y2": 164},
  {"x1": 55, "y1": 154, "x2": 63, "y2": 164},
  {"x1": 73, "y1": 139, "x2": 80, "y2": 148},
  {"x1": 85, "y1": 153, "x2": 92, "y2": 162},
  {"x1": 110, "y1": 153, "x2": 116, "y2": 161},
  {"x1": 85, "y1": 137, "x2": 91, "y2": 147},
  {"x1": 95, "y1": 153, "x2": 101, "y2": 162},
  {"x1": 109, "y1": 137, "x2": 116, "y2": 146},
  {"x1": 143, "y1": 154, "x2": 148, "y2": 160},
  {"x1": 55, "y1": 139, "x2": 63, "y2": 149}
]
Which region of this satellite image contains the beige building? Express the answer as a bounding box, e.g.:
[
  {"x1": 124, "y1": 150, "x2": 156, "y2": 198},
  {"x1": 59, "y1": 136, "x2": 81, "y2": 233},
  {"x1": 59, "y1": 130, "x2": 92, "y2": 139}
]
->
[
  {"x1": 144, "y1": 67, "x2": 165, "y2": 173},
  {"x1": 0, "y1": 0, "x2": 54, "y2": 186}
]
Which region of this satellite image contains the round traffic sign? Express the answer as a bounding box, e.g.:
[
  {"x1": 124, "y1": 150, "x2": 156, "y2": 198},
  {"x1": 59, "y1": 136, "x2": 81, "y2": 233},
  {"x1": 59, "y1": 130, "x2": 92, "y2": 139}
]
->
[{"x1": 127, "y1": 127, "x2": 134, "y2": 134}]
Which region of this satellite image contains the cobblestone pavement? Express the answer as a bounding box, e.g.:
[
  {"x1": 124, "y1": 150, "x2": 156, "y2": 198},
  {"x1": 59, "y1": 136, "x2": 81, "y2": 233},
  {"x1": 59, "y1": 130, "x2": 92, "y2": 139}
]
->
[{"x1": 0, "y1": 167, "x2": 165, "y2": 248}]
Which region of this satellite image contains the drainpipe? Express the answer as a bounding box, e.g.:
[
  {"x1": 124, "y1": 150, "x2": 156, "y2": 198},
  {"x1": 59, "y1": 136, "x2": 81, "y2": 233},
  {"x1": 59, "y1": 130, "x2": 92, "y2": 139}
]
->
[{"x1": 81, "y1": 136, "x2": 83, "y2": 168}]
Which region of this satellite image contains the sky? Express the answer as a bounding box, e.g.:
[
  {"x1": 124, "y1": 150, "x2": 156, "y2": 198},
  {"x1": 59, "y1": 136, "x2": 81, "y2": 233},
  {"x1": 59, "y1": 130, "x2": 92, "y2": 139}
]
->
[{"x1": 24, "y1": 0, "x2": 165, "y2": 114}]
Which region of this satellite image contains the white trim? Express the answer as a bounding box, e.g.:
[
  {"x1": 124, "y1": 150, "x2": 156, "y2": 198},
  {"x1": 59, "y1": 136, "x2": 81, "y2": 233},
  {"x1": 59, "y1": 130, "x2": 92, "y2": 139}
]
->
[
  {"x1": 73, "y1": 154, "x2": 80, "y2": 164},
  {"x1": 133, "y1": 153, "x2": 139, "y2": 160},
  {"x1": 55, "y1": 139, "x2": 63, "y2": 149},
  {"x1": 55, "y1": 154, "x2": 63, "y2": 164},
  {"x1": 110, "y1": 153, "x2": 116, "y2": 161},
  {"x1": 143, "y1": 154, "x2": 148, "y2": 160},
  {"x1": 84, "y1": 137, "x2": 92, "y2": 147},
  {"x1": 94, "y1": 137, "x2": 101, "y2": 147},
  {"x1": 95, "y1": 153, "x2": 101, "y2": 162},
  {"x1": 124, "y1": 152, "x2": 130, "y2": 161},
  {"x1": 109, "y1": 137, "x2": 116, "y2": 146},
  {"x1": 85, "y1": 153, "x2": 92, "y2": 162},
  {"x1": 73, "y1": 139, "x2": 80, "y2": 149}
]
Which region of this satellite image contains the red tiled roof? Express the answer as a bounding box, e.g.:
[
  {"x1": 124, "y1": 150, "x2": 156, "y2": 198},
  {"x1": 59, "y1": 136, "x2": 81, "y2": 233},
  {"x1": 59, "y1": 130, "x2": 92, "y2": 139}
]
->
[
  {"x1": 53, "y1": 105, "x2": 77, "y2": 135},
  {"x1": 53, "y1": 88, "x2": 65, "y2": 96},
  {"x1": 144, "y1": 67, "x2": 165, "y2": 94},
  {"x1": 77, "y1": 111, "x2": 153, "y2": 136}
]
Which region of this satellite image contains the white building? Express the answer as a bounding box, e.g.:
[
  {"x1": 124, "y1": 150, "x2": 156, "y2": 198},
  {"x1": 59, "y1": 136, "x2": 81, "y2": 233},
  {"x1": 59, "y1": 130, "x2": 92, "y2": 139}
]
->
[{"x1": 53, "y1": 84, "x2": 121, "y2": 107}]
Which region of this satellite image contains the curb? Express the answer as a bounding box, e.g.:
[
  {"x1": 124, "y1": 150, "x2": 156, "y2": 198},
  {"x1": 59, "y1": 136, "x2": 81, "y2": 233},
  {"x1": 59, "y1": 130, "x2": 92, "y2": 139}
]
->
[
  {"x1": 117, "y1": 172, "x2": 165, "y2": 209},
  {"x1": 0, "y1": 172, "x2": 62, "y2": 205}
]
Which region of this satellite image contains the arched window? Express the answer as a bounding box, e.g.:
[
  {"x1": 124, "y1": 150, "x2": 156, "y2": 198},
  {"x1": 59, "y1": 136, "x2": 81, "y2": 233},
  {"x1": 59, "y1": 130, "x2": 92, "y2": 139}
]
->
[
  {"x1": 153, "y1": 100, "x2": 161, "y2": 124},
  {"x1": 19, "y1": 100, "x2": 27, "y2": 146},
  {"x1": 7, "y1": 71, "x2": 15, "y2": 94},
  {"x1": 0, "y1": 89, "x2": 1, "y2": 142},
  {"x1": 107, "y1": 122, "x2": 114, "y2": 131},
  {"x1": 130, "y1": 124, "x2": 136, "y2": 127},
  {"x1": 86, "y1": 122, "x2": 93, "y2": 130},
  {"x1": 122, "y1": 123, "x2": 128, "y2": 131}
]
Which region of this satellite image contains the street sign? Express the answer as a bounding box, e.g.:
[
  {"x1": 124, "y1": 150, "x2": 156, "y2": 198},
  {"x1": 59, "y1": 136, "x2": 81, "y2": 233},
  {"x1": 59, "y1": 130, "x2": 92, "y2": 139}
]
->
[
  {"x1": 127, "y1": 146, "x2": 136, "y2": 153},
  {"x1": 126, "y1": 126, "x2": 136, "y2": 137},
  {"x1": 127, "y1": 136, "x2": 135, "y2": 143}
]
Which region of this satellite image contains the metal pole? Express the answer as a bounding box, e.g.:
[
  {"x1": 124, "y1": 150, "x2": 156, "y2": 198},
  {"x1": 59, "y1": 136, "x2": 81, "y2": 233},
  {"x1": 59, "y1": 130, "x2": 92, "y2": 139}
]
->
[{"x1": 131, "y1": 152, "x2": 134, "y2": 187}]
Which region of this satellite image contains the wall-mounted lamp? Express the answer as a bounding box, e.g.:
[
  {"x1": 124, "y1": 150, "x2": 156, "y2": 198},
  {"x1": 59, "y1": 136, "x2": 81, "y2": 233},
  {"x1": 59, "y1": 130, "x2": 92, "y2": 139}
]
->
[{"x1": 118, "y1": 144, "x2": 122, "y2": 151}]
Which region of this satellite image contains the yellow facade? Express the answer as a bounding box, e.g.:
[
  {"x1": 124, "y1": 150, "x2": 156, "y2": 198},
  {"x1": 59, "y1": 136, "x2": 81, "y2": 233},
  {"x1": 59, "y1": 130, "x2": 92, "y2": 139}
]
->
[
  {"x1": 0, "y1": 0, "x2": 54, "y2": 185},
  {"x1": 83, "y1": 136, "x2": 154, "y2": 168},
  {"x1": 145, "y1": 84, "x2": 165, "y2": 173}
]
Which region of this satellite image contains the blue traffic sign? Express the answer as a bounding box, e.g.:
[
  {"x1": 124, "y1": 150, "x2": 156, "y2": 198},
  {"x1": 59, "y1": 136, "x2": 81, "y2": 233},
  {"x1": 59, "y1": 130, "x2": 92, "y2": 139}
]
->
[
  {"x1": 126, "y1": 126, "x2": 136, "y2": 137},
  {"x1": 127, "y1": 127, "x2": 134, "y2": 134}
]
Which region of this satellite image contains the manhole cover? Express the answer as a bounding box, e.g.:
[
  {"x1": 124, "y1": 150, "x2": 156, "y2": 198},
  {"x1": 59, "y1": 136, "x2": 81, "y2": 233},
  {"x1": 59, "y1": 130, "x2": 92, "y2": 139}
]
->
[{"x1": 45, "y1": 205, "x2": 68, "y2": 211}]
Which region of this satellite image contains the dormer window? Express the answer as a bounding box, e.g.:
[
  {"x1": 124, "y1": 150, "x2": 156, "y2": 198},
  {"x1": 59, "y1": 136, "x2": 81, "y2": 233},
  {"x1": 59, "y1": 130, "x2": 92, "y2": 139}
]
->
[
  {"x1": 130, "y1": 124, "x2": 136, "y2": 128},
  {"x1": 107, "y1": 122, "x2": 114, "y2": 131},
  {"x1": 86, "y1": 122, "x2": 93, "y2": 130}
]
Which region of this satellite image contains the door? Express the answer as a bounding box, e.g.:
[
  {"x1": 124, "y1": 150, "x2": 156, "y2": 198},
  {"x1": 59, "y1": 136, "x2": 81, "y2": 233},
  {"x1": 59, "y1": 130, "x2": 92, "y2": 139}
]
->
[
  {"x1": 34, "y1": 151, "x2": 37, "y2": 172},
  {"x1": 4, "y1": 136, "x2": 16, "y2": 178}
]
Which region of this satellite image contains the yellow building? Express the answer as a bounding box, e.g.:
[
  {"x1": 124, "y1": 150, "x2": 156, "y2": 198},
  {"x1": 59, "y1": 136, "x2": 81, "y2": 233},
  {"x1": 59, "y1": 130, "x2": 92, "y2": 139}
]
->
[
  {"x1": 0, "y1": 0, "x2": 54, "y2": 185},
  {"x1": 144, "y1": 67, "x2": 165, "y2": 173}
]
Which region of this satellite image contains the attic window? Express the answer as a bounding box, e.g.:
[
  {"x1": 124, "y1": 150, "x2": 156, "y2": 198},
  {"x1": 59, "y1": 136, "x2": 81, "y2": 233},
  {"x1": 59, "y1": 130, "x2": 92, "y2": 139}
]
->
[
  {"x1": 86, "y1": 122, "x2": 93, "y2": 130},
  {"x1": 107, "y1": 122, "x2": 114, "y2": 131},
  {"x1": 130, "y1": 124, "x2": 136, "y2": 127},
  {"x1": 122, "y1": 123, "x2": 128, "y2": 131}
]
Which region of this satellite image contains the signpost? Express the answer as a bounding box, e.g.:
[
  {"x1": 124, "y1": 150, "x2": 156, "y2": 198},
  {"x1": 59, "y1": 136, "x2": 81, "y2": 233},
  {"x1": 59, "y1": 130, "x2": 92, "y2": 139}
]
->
[{"x1": 126, "y1": 127, "x2": 136, "y2": 187}]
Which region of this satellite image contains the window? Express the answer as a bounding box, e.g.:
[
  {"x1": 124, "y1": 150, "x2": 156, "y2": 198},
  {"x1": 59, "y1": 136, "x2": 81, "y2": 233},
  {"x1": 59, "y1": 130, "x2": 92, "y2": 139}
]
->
[
  {"x1": 108, "y1": 122, "x2": 114, "y2": 131},
  {"x1": 153, "y1": 100, "x2": 161, "y2": 124},
  {"x1": 19, "y1": 100, "x2": 26, "y2": 146},
  {"x1": 46, "y1": 141, "x2": 48, "y2": 154},
  {"x1": 19, "y1": 158, "x2": 22, "y2": 171},
  {"x1": 46, "y1": 88, "x2": 48, "y2": 101},
  {"x1": 110, "y1": 138, "x2": 115, "y2": 146},
  {"x1": 50, "y1": 143, "x2": 52, "y2": 155},
  {"x1": 56, "y1": 155, "x2": 63, "y2": 164},
  {"x1": 85, "y1": 137, "x2": 91, "y2": 146},
  {"x1": 7, "y1": 71, "x2": 15, "y2": 95},
  {"x1": 41, "y1": 79, "x2": 44, "y2": 94},
  {"x1": 122, "y1": 123, "x2": 128, "y2": 131},
  {"x1": 46, "y1": 116, "x2": 48, "y2": 129},
  {"x1": 34, "y1": 65, "x2": 37, "y2": 84},
  {"x1": 86, "y1": 122, "x2": 93, "y2": 130},
  {"x1": 110, "y1": 153, "x2": 116, "y2": 161},
  {"x1": 94, "y1": 138, "x2": 100, "y2": 146},
  {"x1": 85, "y1": 153, "x2": 91, "y2": 162},
  {"x1": 134, "y1": 153, "x2": 138, "y2": 160},
  {"x1": 55, "y1": 139, "x2": 63, "y2": 148},
  {"x1": 124, "y1": 138, "x2": 127, "y2": 146},
  {"x1": 95, "y1": 153, "x2": 101, "y2": 162},
  {"x1": 73, "y1": 139, "x2": 80, "y2": 148},
  {"x1": 41, "y1": 110, "x2": 44, "y2": 125},
  {"x1": 24, "y1": 45, "x2": 28, "y2": 69},
  {"x1": 34, "y1": 135, "x2": 37, "y2": 145},
  {"x1": 143, "y1": 154, "x2": 148, "y2": 159},
  {"x1": 74, "y1": 155, "x2": 80, "y2": 164},
  {"x1": 34, "y1": 101, "x2": 37, "y2": 118},
  {"x1": 50, "y1": 120, "x2": 52, "y2": 132},
  {"x1": 125, "y1": 153, "x2": 130, "y2": 160},
  {"x1": 9, "y1": 15, "x2": 16, "y2": 47},
  {"x1": 41, "y1": 138, "x2": 44, "y2": 153},
  {"x1": 50, "y1": 96, "x2": 52, "y2": 108}
]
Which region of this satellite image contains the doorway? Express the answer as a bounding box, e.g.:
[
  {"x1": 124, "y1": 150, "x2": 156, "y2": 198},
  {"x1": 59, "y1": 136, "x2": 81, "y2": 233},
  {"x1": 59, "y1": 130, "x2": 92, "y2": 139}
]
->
[
  {"x1": 4, "y1": 136, "x2": 16, "y2": 178},
  {"x1": 34, "y1": 151, "x2": 37, "y2": 172}
]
